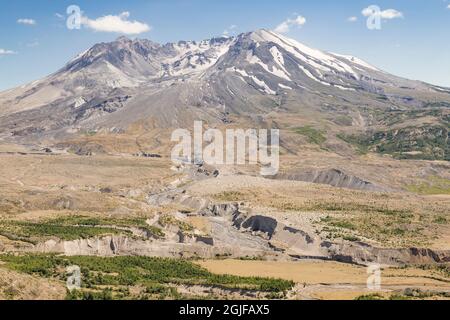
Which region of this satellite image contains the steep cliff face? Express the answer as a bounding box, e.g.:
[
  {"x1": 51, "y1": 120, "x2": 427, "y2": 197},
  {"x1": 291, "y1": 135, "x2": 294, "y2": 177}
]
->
[{"x1": 25, "y1": 208, "x2": 450, "y2": 266}]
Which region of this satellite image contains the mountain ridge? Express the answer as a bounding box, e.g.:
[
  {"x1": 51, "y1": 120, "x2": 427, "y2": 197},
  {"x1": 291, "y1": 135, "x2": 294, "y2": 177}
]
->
[{"x1": 0, "y1": 29, "x2": 449, "y2": 159}]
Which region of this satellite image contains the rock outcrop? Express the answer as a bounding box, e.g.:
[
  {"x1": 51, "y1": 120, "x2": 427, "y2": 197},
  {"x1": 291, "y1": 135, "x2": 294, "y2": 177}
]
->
[
  {"x1": 269, "y1": 168, "x2": 385, "y2": 191},
  {"x1": 324, "y1": 241, "x2": 450, "y2": 266}
]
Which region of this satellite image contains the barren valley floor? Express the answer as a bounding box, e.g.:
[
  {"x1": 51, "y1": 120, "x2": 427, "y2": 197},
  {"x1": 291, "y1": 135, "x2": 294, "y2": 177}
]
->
[{"x1": 0, "y1": 148, "x2": 448, "y2": 300}]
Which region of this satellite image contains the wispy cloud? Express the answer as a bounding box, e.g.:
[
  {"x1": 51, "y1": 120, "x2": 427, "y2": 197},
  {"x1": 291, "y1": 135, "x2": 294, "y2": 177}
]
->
[
  {"x1": 347, "y1": 16, "x2": 358, "y2": 22},
  {"x1": 362, "y1": 7, "x2": 404, "y2": 20},
  {"x1": 274, "y1": 15, "x2": 306, "y2": 34},
  {"x1": 55, "y1": 13, "x2": 65, "y2": 20},
  {"x1": 17, "y1": 18, "x2": 36, "y2": 25},
  {"x1": 447, "y1": 4, "x2": 450, "y2": 9},
  {"x1": 223, "y1": 24, "x2": 237, "y2": 37},
  {"x1": 0, "y1": 49, "x2": 16, "y2": 55},
  {"x1": 81, "y1": 12, "x2": 151, "y2": 35},
  {"x1": 27, "y1": 40, "x2": 39, "y2": 48}
]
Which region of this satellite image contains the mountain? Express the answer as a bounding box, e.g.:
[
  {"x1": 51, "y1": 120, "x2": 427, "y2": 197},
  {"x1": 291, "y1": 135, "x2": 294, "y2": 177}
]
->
[{"x1": 0, "y1": 29, "x2": 449, "y2": 160}]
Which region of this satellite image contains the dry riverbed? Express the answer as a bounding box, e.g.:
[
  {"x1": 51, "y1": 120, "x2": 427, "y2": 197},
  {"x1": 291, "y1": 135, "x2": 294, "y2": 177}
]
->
[{"x1": 197, "y1": 259, "x2": 450, "y2": 300}]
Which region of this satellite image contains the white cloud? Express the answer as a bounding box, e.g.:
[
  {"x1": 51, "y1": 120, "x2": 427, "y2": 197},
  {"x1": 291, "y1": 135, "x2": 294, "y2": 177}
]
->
[
  {"x1": 362, "y1": 7, "x2": 403, "y2": 19},
  {"x1": 55, "y1": 13, "x2": 64, "y2": 20},
  {"x1": 17, "y1": 18, "x2": 36, "y2": 25},
  {"x1": 362, "y1": 7, "x2": 374, "y2": 17},
  {"x1": 380, "y1": 9, "x2": 404, "y2": 19},
  {"x1": 81, "y1": 12, "x2": 151, "y2": 35},
  {"x1": 447, "y1": 4, "x2": 450, "y2": 9},
  {"x1": 223, "y1": 24, "x2": 237, "y2": 37},
  {"x1": 27, "y1": 40, "x2": 39, "y2": 47},
  {"x1": 0, "y1": 49, "x2": 16, "y2": 55},
  {"x1": 348, "y1": 16, "x2": 358, "y2": 22},
  {"x1": 274, "y1": 15, "x2": 306, "y2": 34}
]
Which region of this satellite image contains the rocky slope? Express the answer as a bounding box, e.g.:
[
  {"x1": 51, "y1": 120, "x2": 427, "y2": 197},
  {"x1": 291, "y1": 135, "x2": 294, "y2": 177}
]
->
[
  {"x1": 2, "y1": 163, "x2": 446, "y2": 267},
  {"x1": 1, "y1": 29, "x2": 449, "y2": 147}
]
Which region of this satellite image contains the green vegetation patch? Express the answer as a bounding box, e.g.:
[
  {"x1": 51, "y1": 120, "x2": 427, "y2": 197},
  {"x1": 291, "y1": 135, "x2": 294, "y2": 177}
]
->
[
  {"x1": 373, "y1": 108, "x2": 449, "y2": 127},
  {"x1": 0, "y1": 215, "x2": 167, "y2": 244},
  {"x1": 0, "y1": 254, "x2": 295, "y2": 300},
  {"x1": 308, "y1": 201, "x2": 413, "y2": 217},
  {"x1": 406, "y1": 175, "x2": 450, "y2": 195},
  {"x1": 293, "y1": 126, "x2": 327, "y2": 145},
  {"x1": 336, "y1": 133, "x2": 370, "y2": 154},
  {"x1": 338, "y1": 125, "x2": 450, "y2": 161},
  {"x1": 319, "y1": 206, "x2": 427, "y2": 247},
  {"x1": 0, "y1": 220, "x2": 126, "y2": 244},
  {"x1": 213, "y1": 191, "x2": 247, "y2": 202},
  {"x1": 356, "y1": 289, "x2": 450, "y2": 300},
  {"x1": 158, "y1": 214, "x2": 194, "y2": 233},
  {"x1": 49, "y1": 215, "x2": 165, "y2": 238},
  {"x1": 417, "y1": 264, "x2": 450, "y2": 278},
  {"x1": 354, "y1": 293, "x2": 384, "y2": 300}
]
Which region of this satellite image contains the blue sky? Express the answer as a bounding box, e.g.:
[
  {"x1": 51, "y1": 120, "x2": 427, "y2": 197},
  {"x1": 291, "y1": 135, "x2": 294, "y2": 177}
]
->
[{"x1": 1, "y1": 0, "x2": 449, "y2": 91}]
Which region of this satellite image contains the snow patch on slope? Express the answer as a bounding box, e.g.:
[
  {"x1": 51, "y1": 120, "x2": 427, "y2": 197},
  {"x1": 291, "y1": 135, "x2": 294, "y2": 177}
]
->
[
  {"x1": 269, "y1": 46, "x2": 292, "y2": 78},
  {"x1": 298, "y1": 65, "x2": 330, "y2": 86},
  {"x1": 296, "y1": 65, "x2": 355, "y2": 91},
  {"x1": 246, "y1": 51, "x2": 291, "y2": 81},
  {"x1": 165, "y1": 39, "x2": 233, "y2": 77},
  {"x1": 231, "y1": 68, "x2": 276, "y2": 95},
  {"x1": 331, "y1": 53, "x2": 379, "y2": 72},
  {"x1": 278, "y1": 83, "x2": 292, "y2": 90},
  {"x1": 251, "y1": 30, "x2": 358, "y2": 78}
]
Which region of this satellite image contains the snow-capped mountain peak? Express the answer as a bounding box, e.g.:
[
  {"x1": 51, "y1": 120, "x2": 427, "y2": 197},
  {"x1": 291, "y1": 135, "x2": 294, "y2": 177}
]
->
[{"x1": 1, "y1": 30, "x2": 448, "y2": 138}]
